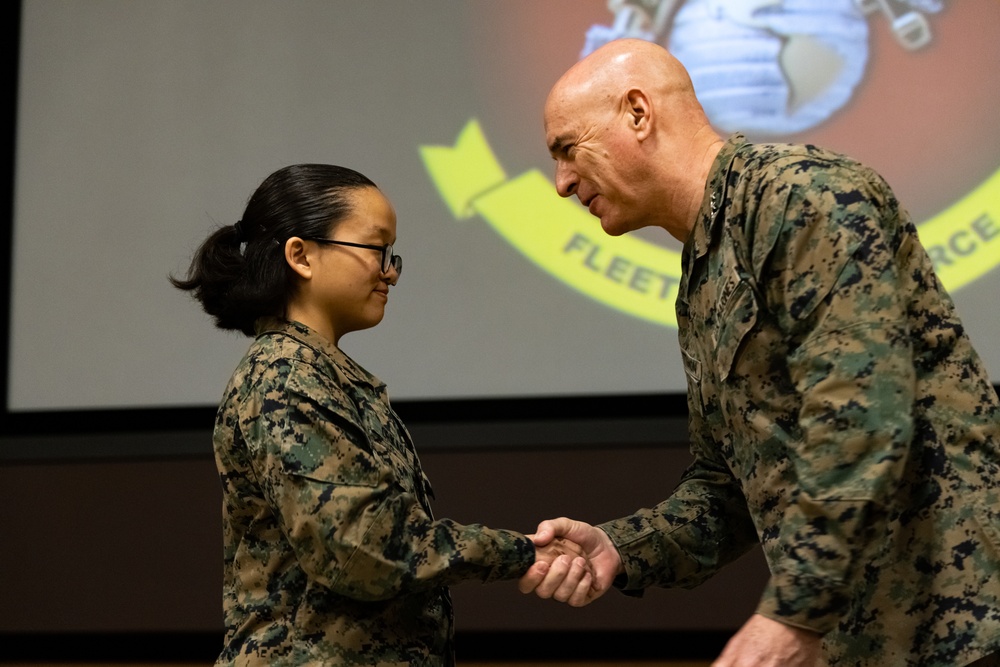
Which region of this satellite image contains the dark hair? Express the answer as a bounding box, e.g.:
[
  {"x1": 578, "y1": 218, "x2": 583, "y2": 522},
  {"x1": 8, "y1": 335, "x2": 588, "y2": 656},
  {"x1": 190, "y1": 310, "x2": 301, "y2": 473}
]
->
[{"x1": 171, "y1": 164, "x2": 377, "y2": 336}]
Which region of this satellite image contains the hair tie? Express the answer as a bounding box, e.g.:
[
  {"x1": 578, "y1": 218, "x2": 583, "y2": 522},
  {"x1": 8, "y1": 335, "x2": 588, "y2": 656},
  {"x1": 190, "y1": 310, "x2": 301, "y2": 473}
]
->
[{"x1": 233, "y1": 219, "x2": 248, "y2": 243}]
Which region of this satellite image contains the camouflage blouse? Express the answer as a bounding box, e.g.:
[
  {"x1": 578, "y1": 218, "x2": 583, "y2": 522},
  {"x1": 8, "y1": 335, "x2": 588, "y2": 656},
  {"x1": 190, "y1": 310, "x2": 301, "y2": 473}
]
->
[
  {"x1": 600, "y1": 135, "x2": 1000, "y2": 666},
  {"x1": 212, "y1": 319, "x2": 535, "y2": 666}
]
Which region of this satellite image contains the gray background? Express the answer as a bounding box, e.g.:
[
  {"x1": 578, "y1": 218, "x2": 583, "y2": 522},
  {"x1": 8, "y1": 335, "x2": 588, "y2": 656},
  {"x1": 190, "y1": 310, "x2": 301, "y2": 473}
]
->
[{"x1": 9, "y1": 0, "x2": 999, "y2": 413}]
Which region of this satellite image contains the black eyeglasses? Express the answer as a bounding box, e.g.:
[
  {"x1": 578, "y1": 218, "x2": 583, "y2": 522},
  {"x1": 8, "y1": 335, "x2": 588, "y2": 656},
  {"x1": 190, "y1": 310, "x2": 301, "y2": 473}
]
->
[{"x1": 305, "y1": 238, "x2": 402, "y2": 276}]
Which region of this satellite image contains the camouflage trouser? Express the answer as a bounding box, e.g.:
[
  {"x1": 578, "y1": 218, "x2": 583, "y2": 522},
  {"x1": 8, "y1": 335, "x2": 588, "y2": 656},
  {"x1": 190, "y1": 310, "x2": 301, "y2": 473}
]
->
[{"x1": 968, "y1": 653, "x2": 1000, "y2": 667}]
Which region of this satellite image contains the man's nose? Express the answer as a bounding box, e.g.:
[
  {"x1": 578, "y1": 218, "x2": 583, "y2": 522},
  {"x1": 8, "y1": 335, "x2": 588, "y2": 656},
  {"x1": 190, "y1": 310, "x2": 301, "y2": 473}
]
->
[{"x1": 554, "y1": 162, "x2": 578, "y2": 198}]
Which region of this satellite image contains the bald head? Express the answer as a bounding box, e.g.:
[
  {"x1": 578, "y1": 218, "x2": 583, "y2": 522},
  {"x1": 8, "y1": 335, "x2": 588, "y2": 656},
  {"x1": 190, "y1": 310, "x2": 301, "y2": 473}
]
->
[
  {"x1": 545, "y1": 38, "x2": 699, "y2": 133},
  {"x1": 542, "y1": 39, "x2": 723, "y2": 242}
]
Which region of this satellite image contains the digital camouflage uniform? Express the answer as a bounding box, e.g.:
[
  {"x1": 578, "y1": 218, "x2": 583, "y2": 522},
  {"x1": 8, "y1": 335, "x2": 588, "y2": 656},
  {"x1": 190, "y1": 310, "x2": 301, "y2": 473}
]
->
[
  {"x1": 600, "y1": 134, "x2": 1000, "y2": 666},
  {"x1": 212, "y1": 318, "x2": 535, "y2": 666}
]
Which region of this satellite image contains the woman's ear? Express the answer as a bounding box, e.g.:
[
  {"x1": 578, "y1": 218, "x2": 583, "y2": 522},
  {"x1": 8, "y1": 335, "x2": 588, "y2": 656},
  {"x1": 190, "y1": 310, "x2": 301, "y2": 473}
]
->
[{"x1": 284, "y1": 237, "x2": 313, "y2": 280}]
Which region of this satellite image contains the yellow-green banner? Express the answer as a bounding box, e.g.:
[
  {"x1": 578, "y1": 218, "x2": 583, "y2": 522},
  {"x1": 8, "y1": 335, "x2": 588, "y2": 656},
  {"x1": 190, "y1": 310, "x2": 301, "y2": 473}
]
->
[{"x1": 421, "y1": 120, "x2": 1000, "y2": 329}]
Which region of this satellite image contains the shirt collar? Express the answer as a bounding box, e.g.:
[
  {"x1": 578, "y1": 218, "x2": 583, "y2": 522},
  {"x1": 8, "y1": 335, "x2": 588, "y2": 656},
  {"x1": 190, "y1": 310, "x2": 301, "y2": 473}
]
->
[
  {"x1": 685, "y1": 133, "x2": 749, "y2": 263},
  {"x1": 254, "y1": 316, "x2": 386, "y2": 391}
]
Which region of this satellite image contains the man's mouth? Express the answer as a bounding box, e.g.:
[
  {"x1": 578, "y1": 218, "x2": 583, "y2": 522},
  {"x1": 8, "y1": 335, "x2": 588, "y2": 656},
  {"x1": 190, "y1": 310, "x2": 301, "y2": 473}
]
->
[{"x1": 586, "y1": 195, "x2": 600, "y2": 216}]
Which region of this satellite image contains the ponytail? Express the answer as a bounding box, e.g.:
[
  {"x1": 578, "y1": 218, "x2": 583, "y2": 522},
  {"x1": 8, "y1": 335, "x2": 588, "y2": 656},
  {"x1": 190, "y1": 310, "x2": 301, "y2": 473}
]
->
[{"x1": 171, "y1": 164, "x2": 377, "y2": 336}]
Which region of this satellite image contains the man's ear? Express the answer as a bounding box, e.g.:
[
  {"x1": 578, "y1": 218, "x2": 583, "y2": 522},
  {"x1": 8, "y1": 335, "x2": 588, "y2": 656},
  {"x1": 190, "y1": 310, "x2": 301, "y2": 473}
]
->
[
  {"x1": 284, "y1": 237, "x2": 313, "y2": 280},
  {"x1": 624, "y1": 88, "x2": 652, "y2": 141}
]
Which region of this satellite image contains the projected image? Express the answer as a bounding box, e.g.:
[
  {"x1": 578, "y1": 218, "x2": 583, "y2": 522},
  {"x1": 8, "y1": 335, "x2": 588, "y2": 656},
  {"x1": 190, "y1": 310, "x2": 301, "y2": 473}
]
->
[
  {"x1": 7, "y1": 0, "x2": 999, "y2": 414},
  {"x1": 422, "y1": 0, "x2": 999, "y2": 331}
]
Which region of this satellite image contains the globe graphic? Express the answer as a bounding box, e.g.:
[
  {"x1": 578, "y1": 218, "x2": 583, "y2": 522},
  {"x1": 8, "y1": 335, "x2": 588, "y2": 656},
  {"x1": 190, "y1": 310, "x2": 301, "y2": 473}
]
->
[
  {"x1": 668, "y1": 0, "x2": 871, "y2": 135},
  {"x1": 582, "y1": 0, "x2": 874, "y2": 136}
]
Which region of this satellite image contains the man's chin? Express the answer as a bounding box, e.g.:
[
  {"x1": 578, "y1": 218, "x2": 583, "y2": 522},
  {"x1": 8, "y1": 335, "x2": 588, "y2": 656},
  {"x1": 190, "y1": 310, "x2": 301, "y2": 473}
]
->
[{"x1": 598, "y1": 214, "x2": 628, "y2": 237}]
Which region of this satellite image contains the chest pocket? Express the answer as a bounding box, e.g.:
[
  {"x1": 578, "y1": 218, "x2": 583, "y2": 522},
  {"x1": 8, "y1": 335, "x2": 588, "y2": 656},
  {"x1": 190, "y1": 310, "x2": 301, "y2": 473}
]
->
[
  {"x1": 363, "y1": 411, "x2": 412, "y2": 486},
  {"x1": 715, "y1": 280, "x2": 759, "y2": 383},
  {"x1": 681, "y1": 345, "x2": 705, "y2": 417},
  {"x1": 365, "y1": 408, "x2": 435, "y2": 510}
]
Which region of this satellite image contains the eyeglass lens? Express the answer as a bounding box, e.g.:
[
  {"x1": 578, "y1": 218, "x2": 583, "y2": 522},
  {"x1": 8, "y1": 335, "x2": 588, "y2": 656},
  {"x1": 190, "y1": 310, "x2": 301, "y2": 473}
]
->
[{"x1": 383, "y1": 245, "x2": 402, "y2": 276}]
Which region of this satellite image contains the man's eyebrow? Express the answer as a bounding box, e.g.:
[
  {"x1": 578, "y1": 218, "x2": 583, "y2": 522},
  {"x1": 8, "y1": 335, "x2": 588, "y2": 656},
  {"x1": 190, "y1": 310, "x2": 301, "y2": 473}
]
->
[{"x1": 547, "y1": 135, "x2": 571, "y2": 155}]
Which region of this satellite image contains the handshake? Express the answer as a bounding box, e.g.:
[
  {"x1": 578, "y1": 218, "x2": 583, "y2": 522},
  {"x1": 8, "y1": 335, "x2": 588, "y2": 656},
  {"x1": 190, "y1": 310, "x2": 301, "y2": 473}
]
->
[
  {"x1": 515, "y1": 517, "x2": 624, "y2": 607},
  {"x1": 515, "y1": 518, "x2": 825, "y2": 666}
]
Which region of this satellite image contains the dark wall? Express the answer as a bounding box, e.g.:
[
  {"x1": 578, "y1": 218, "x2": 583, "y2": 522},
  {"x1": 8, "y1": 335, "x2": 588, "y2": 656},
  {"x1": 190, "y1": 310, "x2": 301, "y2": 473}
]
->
[{"x1": 0, "y1": 430, "x2": 768, "y2": 638}]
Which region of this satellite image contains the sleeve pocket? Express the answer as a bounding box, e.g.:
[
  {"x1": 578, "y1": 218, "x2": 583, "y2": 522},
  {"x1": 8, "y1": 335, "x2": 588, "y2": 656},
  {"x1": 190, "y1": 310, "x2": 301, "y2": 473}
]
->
[{"x1": 279, "y1": 369, "x2": 385, "y2": 488}]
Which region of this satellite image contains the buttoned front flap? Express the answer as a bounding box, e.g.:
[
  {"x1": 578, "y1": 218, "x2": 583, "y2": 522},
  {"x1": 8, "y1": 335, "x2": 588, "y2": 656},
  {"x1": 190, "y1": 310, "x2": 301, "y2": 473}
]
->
[
  {"x1": 974, "y1": 497, "x2": 1000, "y2": 556},
  {"x1": 715, "y1": 280, "x2": 759, "y2": 382}
]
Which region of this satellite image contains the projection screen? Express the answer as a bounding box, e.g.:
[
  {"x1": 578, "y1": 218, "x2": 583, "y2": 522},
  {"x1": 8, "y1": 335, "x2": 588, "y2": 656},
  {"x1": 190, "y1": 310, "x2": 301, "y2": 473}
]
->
[{"x1": 5, "y1": 0, "x2": 999, "y2": 437}]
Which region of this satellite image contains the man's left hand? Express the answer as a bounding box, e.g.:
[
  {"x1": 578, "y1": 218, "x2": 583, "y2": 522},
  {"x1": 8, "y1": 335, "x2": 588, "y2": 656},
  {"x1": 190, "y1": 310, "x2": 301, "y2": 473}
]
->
[{"x1": 712, "y1": 614, "x2": 821, "y2": 667}]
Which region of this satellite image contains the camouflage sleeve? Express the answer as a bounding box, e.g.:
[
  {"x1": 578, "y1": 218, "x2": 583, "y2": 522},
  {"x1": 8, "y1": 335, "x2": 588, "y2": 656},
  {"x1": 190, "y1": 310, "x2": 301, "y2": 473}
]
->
[
  {"x1": 751, "y1": 160, "x2": 915, "y2": 633},
  {"x1": 241, "y1": 358, "x2": 536, "y2": 602},
  {"x1": 599, "y1": 405, "x2": 760, "y2": 591}
]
